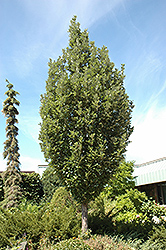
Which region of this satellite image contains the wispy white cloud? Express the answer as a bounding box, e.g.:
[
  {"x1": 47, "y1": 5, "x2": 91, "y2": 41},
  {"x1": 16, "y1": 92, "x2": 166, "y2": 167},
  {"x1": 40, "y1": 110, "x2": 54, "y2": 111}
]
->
[
  {"x1": 13, "y1": 42, "x2": 44, "y2": 78},
  {"x1": 10, "y1": 0, "x2": 126, "y2": 79},
  {"x1": 19, "y1": 115, "x2": 41, "y2": 143},
  {"x1": 126, "y1": 104, "x2": 166, "y2": 164}
]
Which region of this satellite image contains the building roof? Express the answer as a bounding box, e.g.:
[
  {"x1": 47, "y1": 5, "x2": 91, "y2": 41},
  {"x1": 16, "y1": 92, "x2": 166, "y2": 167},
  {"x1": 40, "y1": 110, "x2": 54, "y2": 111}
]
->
[{"x1": 133, "y1": 157, "x2": 166, "y2": 186}]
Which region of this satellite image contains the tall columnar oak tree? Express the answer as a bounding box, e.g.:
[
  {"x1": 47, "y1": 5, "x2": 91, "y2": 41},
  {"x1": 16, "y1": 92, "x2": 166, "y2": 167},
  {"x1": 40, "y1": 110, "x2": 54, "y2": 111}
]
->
[
  {"x1": 2, "y1": 80, "x2": 22, "y2": 208},
  {"x1": 39, "y1": 16, "x2": 134, "y2": 232}
]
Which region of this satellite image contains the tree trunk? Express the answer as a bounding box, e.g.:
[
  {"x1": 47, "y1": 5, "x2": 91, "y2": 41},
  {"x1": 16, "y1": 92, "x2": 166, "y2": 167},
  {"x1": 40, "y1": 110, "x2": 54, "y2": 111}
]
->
[{"x1": 82, "y1": 203, "x2": 88, "y2": 233}]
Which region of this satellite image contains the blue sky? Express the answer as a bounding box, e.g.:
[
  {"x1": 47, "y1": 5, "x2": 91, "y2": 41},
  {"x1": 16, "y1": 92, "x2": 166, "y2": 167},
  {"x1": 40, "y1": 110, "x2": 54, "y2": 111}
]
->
[{"x1": 0, "y1": 0, "x2": 166, "y2": 172}]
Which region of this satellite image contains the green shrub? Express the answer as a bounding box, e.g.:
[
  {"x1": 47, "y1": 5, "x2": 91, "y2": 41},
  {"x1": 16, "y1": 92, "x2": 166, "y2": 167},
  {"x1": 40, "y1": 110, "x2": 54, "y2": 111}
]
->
[
  {"x1": 0, "y1": 202, "x2": 44, "y2": 249},
  {"x1": 21, "y1": 172, "x2": 44, "y2": 204},
  {"x1": 88, "y1": 195, "x2": 113, "y2": 234},
  {"x1": 0, "y1": 172, "x2": 44, "y2": 204},
  {"x1": 85, "y1": 235, "x2": 132, "y2": 250},
  {"x1": 101, "y1": 161, "x2": 135, "y2": 199},
  {"x1": 42, "y1": 187, "x2": 81, "y2": 242},
  {"x1": 108, "y1": 189, "x2": 166, "y2": 237}
]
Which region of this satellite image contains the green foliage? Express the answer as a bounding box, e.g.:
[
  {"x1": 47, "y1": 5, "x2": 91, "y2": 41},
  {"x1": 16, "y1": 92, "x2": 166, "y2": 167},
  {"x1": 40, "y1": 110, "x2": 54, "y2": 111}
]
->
[
  {"x1": 2, "y1": 80, "x2": 22, "y2": 208},
  {"x1": 51, "y1": 238, "x2": 91, "y2": 250},
  {"x1": 147, "y1": 225, "x2": 166, "y2": 250},
  {"x1": 39, "y1": 15, "x2": 133, "y2": 209},
  {"x1": 84, "y1": 235, "x2": 132, "y2": 250},
  {"x1": 108, "y1": 189, "x2": 166, "y2": 236},
  {"x1": 0, "y1": 202, "x2": 44, "y2": 249},
  {"x1": 43, "y1": 187, "x2": 81, "y2": 242},
  {"x1": 0, "y1": 187, "x2": 82, "y2": 249},
  {"x1": 102, "y1": 160, "x2": 135, "y2": 199},
  {"x1": 21, "y1": 172, "x2": 44, "y2": 204},
  {"x1": 41, "y1": 165, "x2": 62, "y2": 202},
  {"x1": 88, "y1": 196, "x2": 113, "y2": 235},
  {"x1": 0, "y1": 172, "x2": 44, "y2": 205}
]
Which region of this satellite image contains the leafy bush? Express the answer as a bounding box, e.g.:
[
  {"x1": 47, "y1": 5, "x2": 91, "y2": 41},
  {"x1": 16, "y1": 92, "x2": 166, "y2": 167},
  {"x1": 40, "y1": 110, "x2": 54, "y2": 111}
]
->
[
  {"x1": 88, "y1": 195, "x2": 113, "y2": 234},
  {"x1": 102, "y1": 161, "x2": 135, "y2": 199},
  {"x1": 108, "y1": 189, "x2": 166, "y2": 237},
  {"x1": 0, "y1": 172, "x2": 44, "y2": 204}
]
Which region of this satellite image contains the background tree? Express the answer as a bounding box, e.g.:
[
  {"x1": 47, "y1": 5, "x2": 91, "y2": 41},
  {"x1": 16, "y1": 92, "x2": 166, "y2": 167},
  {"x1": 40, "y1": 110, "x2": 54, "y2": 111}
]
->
[
  {"x1": 21, "y1": 172, "x2": 44, "y2": 204},
  {"x1": 39, "y1": 16, "x2": 134, "y2": 232},
  {"x1": 1, "y1": 80, "x2": 22, "y2": 208},
  {"x1": 102, "y1": 160, "x2": 135, "y2": 199},
  {"x1": 42, "y1": 165, "x2": 62, "y2": 202}
]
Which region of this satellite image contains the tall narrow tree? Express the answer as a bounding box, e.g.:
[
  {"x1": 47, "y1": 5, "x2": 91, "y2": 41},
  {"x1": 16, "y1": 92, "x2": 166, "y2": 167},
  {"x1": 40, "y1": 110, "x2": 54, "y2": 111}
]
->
[
  {"x1": 39, "y1": 16, "x2": 134, "y2": 232},
  {"x1": 2, "y1": 80, "x2": 22, "y2": 208}
]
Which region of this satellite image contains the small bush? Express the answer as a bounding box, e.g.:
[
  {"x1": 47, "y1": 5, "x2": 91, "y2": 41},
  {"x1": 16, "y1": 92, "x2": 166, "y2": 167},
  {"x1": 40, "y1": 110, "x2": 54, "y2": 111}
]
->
[
  {"x1": 108, "y1": 189, "x2": 166, "y2": 237},
  {"x1": 42, "y1": 187, "x2": 81, "y2": 242},
  {"x1": 85, "y1": 235, "x2": 132, "y2": 250},
  {"x1": 0, "y1": 203, "x2": 44, "y2": 249}
]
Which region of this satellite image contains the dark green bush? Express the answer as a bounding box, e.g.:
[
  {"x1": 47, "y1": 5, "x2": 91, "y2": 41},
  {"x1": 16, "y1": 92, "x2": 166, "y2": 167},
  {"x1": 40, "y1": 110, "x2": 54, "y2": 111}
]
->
[
  {"x1": 0, "y1": 172, "x2": 44, "y2": 204},
  {"x1": 21, "y1": 172, "x2": 44, "y2": 204},
  {"x1": 88, "y1": 195, "x2": 113, "y2": 234}
]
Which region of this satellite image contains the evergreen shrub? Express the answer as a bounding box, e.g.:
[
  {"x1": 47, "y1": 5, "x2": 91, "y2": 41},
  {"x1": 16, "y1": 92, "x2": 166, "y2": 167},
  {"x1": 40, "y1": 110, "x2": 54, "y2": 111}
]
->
[
  {"x1": 0, "y1": 203, "x2": 44, "y2": 249},
  {"x1": 42, "y1": 187, "x2": 81, "y2": 242}
]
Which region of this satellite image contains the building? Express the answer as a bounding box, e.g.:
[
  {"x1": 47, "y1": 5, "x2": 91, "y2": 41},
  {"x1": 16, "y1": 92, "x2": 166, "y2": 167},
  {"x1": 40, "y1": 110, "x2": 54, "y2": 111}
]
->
[
  {"x1": 134, "y1": 157, "x2": 166, "y2": 204},
  {"x1": 38, "y1": 164, "x2": 48, "y2": 176}
]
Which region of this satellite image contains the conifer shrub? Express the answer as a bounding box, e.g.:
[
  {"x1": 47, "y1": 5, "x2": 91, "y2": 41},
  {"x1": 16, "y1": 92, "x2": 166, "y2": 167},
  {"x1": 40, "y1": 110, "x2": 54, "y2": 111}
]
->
[
  {"x1": 0, "y1": 203, "x2": 44, "y2": 249},
  {"x1": 49, "y1": 238, "x2": 91, "y2": 250},
  {"x1": 42, "y1": 187, "x2": 81, "y2": 242}
]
